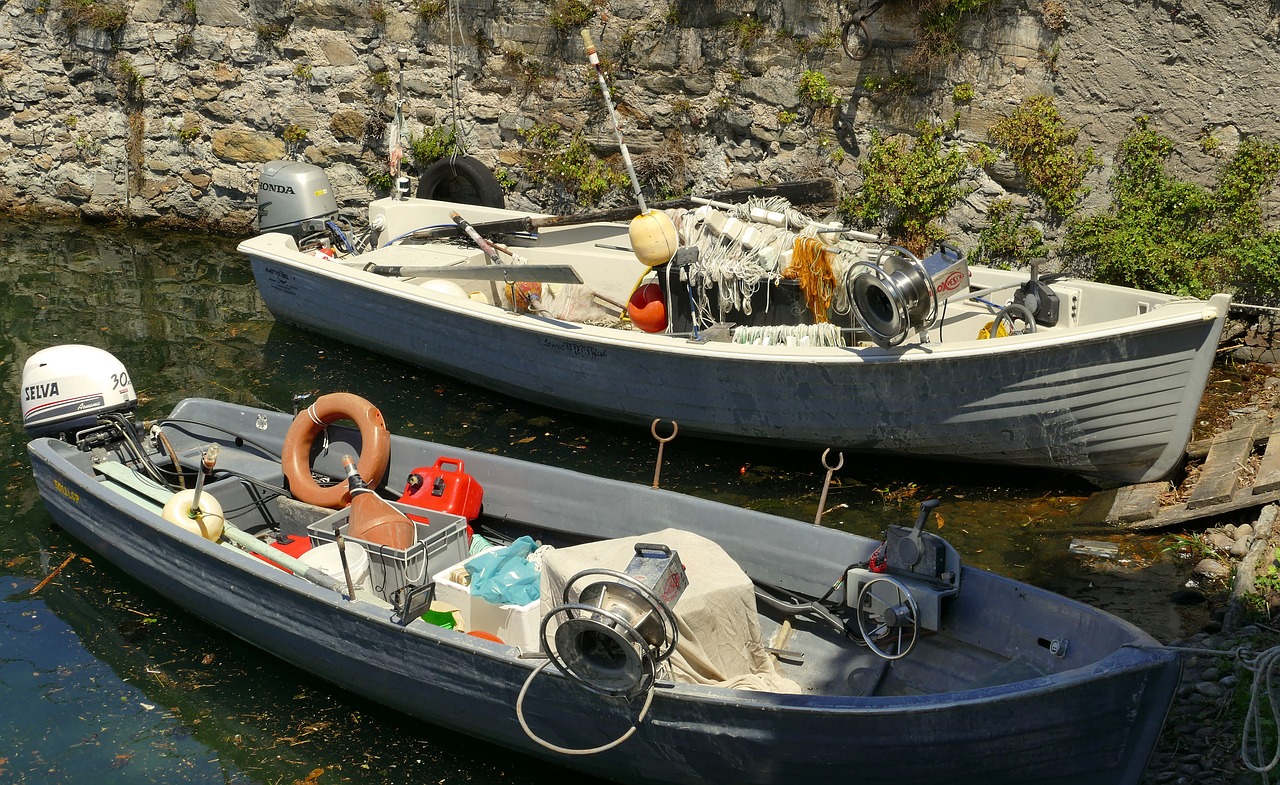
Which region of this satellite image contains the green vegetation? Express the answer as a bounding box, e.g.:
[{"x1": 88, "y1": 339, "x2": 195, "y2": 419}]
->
[
  {"x1": 406, "y1": 126, "x2": 461, "y2": 172},
  {"x1": 365, "y1": 164, "x2": 394, "y2": 192},
  {"x1": 726, "y1": 16, "x2": 767, "y2": 48},
  {"x1": 518, "y1": 123, "x2": 629, "y2": 205},
  {"x1": 63, "y1": 0, "x2": 128, "y2": 33},
  {"x1": 114, "y1": 56, "x2": 145, "y2": 104},
  {"x1": 369, "y1": 0, "x2": 388, "y2": 24},
  {"x1": 177, "y1": 124, "x2": 201, "y2": 144},
  {"x1": 989, "y1": 94, "x2": 1097, "y2": 216},
  {"x1": 1063, "y1": 117, "x2": 1280, "y2": 303},
  {"x1": 971, "y1": 199, "x2": 1047, "y2": 270},
  {"x1": 548, "y1": 0, "x2": 594, "y2": 34},
  {"x1": 777, "y1": 110, "x2": 798, "y2": 126},
  {"x1": 256, "y1": 22, "x2": 289, "y2": 42},
  {"x1": 797, "y1": 70, "x2": 839, "y2": 109},
  {"x1": 839, "y1": 120, "x2": 994, "y2": 254},
  {"x1": 413, "y1": 0, "x2": 446, "y2": 20},
  {"x1": 293, "y1": 63, "x2": 313, "y2": 82},
  {"x1": 282, "y1": 124, "x2": 309, "y2": 144},
  {"x1": 909, "y1": 0, "x2": 996, "y2": 66},
  {"x1": 952, "y1": 82, "x2": 975, "y2": 103}
]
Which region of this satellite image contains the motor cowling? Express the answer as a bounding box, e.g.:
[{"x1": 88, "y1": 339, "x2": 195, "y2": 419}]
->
[
  {"x1": 257, "y1": 160, "x2": 339, "y2": 236},
  {"x1": 22, "y1": 345, "x2": 138, "y2": 438}
]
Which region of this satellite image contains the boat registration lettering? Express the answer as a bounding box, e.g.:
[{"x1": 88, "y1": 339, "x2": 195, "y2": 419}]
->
[
  {"x1": 262, "y1": 265, "x2": 297, "y2": 296},
  {"x1": 540, "y1": 338, "x2": 606, "y2": 359},
  {"x1": 54, "y1": 478, "x2": 80, "y2": 504}
]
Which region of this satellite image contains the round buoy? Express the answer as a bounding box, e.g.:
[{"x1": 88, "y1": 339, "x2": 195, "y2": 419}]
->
[
  {"x1": 627, "y1": 283, "x2": 668, "y2": 333},
  {"x1": 161, "y1": 489, "x2": 225, "y2": 541},
  {"x1": 629, "y1": 210, "x2": 678, "y2": 266},
  {"x1": 420, "y1": 279, "x2": 468, "y2": 298}
]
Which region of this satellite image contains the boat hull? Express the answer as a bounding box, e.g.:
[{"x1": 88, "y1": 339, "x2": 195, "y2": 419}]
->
[
  {"x1": 245, "y1": 244, "x2": 1228, "y2": 485},
  {"x1": 27, "y1": 398, "x2": 1181, "y2": 785}
]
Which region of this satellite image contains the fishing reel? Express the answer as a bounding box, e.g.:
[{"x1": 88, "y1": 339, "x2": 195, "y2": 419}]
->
[
  {"x1": 849, "y1": 245, "x2": 970, "y2": 347},
  {"x1": 540, "y1": 543, "x2": 686, "y2": 698}
]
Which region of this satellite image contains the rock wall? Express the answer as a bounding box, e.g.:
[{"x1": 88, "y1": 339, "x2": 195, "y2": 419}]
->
[{"x1": 1, "y1": 0, "x2": 1278, "y2": 244}]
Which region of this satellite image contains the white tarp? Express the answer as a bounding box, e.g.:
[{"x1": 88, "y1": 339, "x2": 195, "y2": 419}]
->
[{"x1": 540, "y1": 528, "x2": 800, "y2": 693}]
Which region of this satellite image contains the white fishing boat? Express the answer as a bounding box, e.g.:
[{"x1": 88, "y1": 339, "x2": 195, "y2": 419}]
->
[
  {"x1": 24, "y1": 344, "x2": 1180, "y2": 785},
  {"x1": 238, "y1": 161, "x2": 1229, "y2": 485}
]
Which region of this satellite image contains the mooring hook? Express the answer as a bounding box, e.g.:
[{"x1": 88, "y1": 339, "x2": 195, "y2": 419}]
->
[
  {"x1": 650, "y1": 419, "x2": 678, "y2": 489},
  {"x1": 814, "y1": 448, "x2": 845, "y2": 526}
]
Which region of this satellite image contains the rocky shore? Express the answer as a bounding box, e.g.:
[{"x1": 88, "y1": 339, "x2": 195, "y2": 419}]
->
[{"x1": 1141, "y1": 358, "x2": 1280, "y2": 785}]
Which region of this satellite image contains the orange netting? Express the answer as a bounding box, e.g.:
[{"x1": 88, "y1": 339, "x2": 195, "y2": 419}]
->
[{"x1": 783, "y1": 236, "x2": 838, "y2": 323}]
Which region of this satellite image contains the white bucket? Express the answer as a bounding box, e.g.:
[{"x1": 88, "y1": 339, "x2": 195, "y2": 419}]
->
[{"x1": 299, "y1": 541, "x2": 372, "y2": 593}]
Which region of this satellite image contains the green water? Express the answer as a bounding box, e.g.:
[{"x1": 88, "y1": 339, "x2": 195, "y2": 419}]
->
[{"x1": 0, "y1": 215, "x2": 1202, "y2": 784}]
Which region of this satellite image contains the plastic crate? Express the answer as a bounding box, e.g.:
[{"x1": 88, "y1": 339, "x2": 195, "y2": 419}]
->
[{"x1": 308, "y1": 501, "x2": 468, "y2": 603}]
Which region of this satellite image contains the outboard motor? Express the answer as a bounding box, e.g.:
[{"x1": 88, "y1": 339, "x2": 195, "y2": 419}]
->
[
  {"x1": 541, "y1": 543, "x2": 687, "y2": 697},
  {"x1": 850, "y1": 244, "x2": 970, "y2": 347},
  {"x1": 256, "y1": 160, "x2": 339, "y2": 238},
  {"x1": 22, "y1": 345, "x2": 138, "y2": 440}
]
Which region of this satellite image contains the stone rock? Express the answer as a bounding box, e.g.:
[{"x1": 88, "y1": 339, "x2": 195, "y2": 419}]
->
[
  {"x1": 1192, "y1": 558, "x2": 1230, "y2": 578},
  {"x1": 211, "y1": 130, "x2": 285, "y2": 162}
]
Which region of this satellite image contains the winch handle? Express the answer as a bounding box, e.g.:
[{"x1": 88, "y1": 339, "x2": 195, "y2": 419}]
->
[
  {"x1": 634, "y1": 543, "x2": 671, "y2": 557},
  {"x1": 912, "y1": 499, "x2": 941, "y2": 534}
]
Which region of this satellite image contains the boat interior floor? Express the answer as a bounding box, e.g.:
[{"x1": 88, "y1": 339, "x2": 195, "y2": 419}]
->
[{"x1": 69, "y1": 438, "x2": 1042, "y2": 700}]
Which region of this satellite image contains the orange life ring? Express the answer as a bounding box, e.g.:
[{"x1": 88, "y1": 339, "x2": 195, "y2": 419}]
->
[{"x1": 282, "y1": 393, "x2": 392, "y2": 509}]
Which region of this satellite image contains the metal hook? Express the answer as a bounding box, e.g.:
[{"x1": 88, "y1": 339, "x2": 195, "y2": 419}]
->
[
  {"x1": 814, "y1": 448, "x2": 845, "y2": 526},
  {"x1": 650, "y1": 419, "x2": 678, "y2": 489}
]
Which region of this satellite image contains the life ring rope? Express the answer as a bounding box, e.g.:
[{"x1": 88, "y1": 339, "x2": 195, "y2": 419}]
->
[{"x1": 282, "y1": 393, "x2": 392, "y2": 509}]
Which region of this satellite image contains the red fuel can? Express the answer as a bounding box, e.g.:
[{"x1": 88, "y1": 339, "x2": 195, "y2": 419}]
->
[{"x1": 397, "y1": 457, "x2": 484, "y2": 523}]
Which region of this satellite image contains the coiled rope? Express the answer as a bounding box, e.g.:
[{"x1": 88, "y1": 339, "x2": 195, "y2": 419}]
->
[{"x1": 1130, "y1": 640, "x2": 1280, "y2": 780}]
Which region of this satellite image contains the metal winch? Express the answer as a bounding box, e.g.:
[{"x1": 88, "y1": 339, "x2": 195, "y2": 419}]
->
[
  {"x1": 541, "y1": 543, "x2": 687, "y2": 697},
  {"x1": 849, "y1": 244, "x2": 970, "y2": 347}
]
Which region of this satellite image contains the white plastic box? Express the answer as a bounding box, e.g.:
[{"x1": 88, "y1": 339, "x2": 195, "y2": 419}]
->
[{"x1": 431, "y1": 551, "x2": 541, "y2": 651}]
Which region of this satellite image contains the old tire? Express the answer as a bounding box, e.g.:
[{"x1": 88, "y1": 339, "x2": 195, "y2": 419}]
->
[{"x1": 416, "y1": 155, "x2": 505, "y2": 208}]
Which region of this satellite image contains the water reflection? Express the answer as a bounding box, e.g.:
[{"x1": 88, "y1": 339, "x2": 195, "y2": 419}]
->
[{"x1": 0, "y1": 215, "x2": 1205, "y2": 784}]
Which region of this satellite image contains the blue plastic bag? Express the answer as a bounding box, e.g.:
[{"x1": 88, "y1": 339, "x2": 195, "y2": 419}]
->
[{"x1": 465, "y1": 536, "x2": 540, "y2": 605}]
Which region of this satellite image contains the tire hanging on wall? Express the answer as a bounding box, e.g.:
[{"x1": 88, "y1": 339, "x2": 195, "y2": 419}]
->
[{"x1": 416, "y1": 155, "x2": 506, "y2": 208}]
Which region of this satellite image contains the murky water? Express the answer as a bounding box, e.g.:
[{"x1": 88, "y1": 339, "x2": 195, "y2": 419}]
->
[{"x1": 0, "y1": 215, "x2": 1211, "y2": 784}]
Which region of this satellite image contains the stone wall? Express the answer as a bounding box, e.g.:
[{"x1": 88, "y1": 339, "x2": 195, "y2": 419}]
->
[{"x1": 1, "y1": 0, "x2": 1279, "y2": 244}]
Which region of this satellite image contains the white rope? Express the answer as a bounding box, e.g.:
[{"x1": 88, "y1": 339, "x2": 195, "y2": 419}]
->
[
  {"x1": 1242, "y1": 644, "x2": 1280, "y2": 779},
  {"x1": 445, "y1": 0, "x2": 471, "y2": 156},
  {"x1": 731, "y1": 323, "x2": 845, "y2": 347}
]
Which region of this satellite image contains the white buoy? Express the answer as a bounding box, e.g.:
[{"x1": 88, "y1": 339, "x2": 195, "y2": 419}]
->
[
  {"x1": 420, "y1": 279, "x2": 469, "y2": 298},
  {"x1": 162, "y1": 489, "x2": 225, "y2": 541},
  {"x1": 630, "y1": 210, "x2": 678, "y2": 266}
]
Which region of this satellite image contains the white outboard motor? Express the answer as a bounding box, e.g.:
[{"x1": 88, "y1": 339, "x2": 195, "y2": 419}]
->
[
  {"x1": 22, "y1": 345, "x2": 138, "y2": 438},
  {"x1": 256, "y1": 160, "x2": 339, "y2": 237}
]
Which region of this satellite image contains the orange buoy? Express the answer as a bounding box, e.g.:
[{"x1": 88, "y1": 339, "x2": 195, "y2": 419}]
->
[
  {"x1": 627, "y1": 283, "x2": 668, "y2": 333},
  {"x1": 281, "y1": 392, "x2": 391, "y2": 509}
]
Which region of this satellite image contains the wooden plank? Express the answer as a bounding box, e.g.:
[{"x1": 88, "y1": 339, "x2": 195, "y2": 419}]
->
[
  {"x1": 1186, "y1": 423, "x2": 1261, "y2": 509},
  {"x1": 1121, "y1": 486, "x2": 1280, "y2": 531},
  {"x1": 1254, "y1": 423, "x2": 1280, "y2": 494},
  {"x1": 1108, "y1": 482, "x2": 1166, "y2": 523}
]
